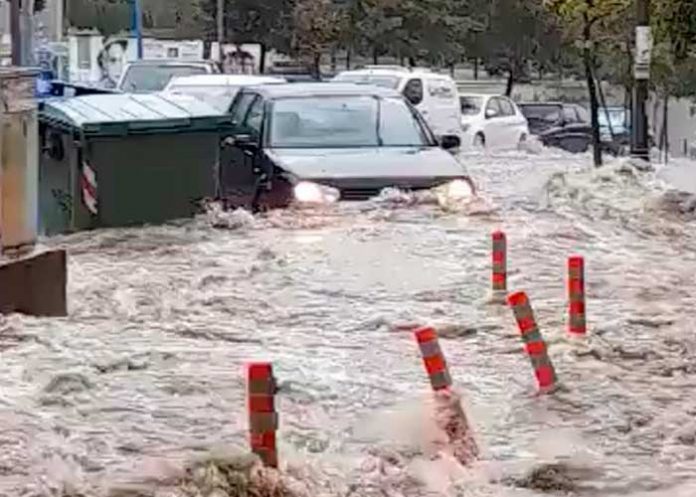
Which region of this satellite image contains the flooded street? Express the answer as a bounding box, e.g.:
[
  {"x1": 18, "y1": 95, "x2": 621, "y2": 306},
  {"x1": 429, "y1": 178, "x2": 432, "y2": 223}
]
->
[{"x1": 3, "y1": 150, "x2": 696, "y2": 496}]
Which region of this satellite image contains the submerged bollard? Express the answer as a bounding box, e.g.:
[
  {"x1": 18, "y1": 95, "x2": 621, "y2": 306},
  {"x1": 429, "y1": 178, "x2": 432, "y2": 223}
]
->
[
  {"x1": 414, "y1": 327, "x2": 479, "y2": 464},
  {"x1": 491, "y1": 231, "x2": 507, "y2": 302},
  {"x1": 247, "y1": 362, "x2": 278, "y2": 468},
  {"x1": 414, "y1": 327, "x2": 452, "y2": 391},
  {"x1": 507, "y1": 292, "x2": 558, "y2": 393},
  {"x1": 567, "y1": 256, "x2": 586, "y2": 336}
]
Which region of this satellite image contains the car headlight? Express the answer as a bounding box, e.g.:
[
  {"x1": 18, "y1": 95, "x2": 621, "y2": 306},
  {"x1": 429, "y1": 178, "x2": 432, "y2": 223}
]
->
[
  {"x1": 293, "y1": 181, "x2": 340, "y2": 204},
  {"x1": 445, "y1": 179, "x2": 473, "y2": 200}
]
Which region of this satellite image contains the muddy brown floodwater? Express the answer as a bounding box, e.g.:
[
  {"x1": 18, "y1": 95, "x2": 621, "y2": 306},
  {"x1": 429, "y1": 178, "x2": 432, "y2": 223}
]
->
[{"x1": 2, "y1": 150, "x2": 696, "y2": 497}]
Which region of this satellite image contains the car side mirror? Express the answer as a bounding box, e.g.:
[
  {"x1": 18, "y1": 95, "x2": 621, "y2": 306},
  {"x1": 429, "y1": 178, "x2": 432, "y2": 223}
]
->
[
  {"x1": 231, "y1": 134, "x2": 259, "y2": 152},
  {"x1": 485, "y1": 109, "x2": 498, "y2": 119},
  {"x1": 440, "y1": 134, "x2": 461, "y2": 150}
]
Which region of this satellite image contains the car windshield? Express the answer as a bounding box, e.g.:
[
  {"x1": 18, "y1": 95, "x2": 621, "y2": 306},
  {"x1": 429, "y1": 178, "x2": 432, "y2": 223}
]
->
[
  {"x1": 166, "y1": 84, "x2": 239, "y2": 112},
  {"x1": 521, "y1": 105, "x2": 562, "y2": 123},
  {"x1": 332, "y1": 74, "x2": 401, "y2": 89},
  {"x1": 460, "y1": 96, "x2": 483, "y2": 115},
  {"x1": 269, "y1": 96, "x2": 430, "y2": 148},
  {"x1": 120, "y1": 65, "x2": 208, "y2": 93}
]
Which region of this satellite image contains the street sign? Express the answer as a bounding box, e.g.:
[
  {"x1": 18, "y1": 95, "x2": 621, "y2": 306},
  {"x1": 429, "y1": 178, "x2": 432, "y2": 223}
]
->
[{"x1": 634, "y1": 26, "x2": 652, "y2": 80}]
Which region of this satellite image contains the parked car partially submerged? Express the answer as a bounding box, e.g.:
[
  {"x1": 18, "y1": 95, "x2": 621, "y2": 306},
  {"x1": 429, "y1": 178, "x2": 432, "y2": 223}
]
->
[
  {"x1": 219, "y1": 83, "x2": 473, "y2": 210},
  {"x1": 519, "y1": 102, "x2": 592, "y2": 153},
  {"x1": 459, "y1": 94, "x2": 529, "y2": 150},
  {"x1": 520, "y1": 102, "x2": 650, "y2": 155}
]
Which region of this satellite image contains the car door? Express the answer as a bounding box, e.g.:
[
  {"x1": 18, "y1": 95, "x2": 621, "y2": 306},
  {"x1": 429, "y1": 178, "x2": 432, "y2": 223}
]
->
[
  {"x1": 507, "y1": 98, "x2": 529, "y2": 141},
  {"x1": 497, "y1": 97, "x2": 520, "y2": 147},
  {"x1": 220, "y1": 93, "x2": 266, "y2": 207},
  {"x1": 557, "y1": 105, "x2": 591, "y2": 153},
  {"x1": 483, "y1": 97, "x2": 505, "y2": 148}
]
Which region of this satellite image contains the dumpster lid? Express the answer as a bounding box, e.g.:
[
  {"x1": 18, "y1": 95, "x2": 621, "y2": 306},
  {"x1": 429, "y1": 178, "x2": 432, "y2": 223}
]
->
[{"x1": 39, "y1": 92, "x2": 234, "y2": 136}]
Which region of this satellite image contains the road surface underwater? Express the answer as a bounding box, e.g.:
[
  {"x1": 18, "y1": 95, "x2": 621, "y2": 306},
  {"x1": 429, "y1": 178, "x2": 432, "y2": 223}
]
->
[{"x1": 3, "y1": 150, "x2": 696, "y2": 496}]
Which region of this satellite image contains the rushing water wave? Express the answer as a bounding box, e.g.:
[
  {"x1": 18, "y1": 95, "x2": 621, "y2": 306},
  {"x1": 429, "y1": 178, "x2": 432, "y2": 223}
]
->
[{"x1": 3, "y1": 150, "x2": 696, "y2": 496}]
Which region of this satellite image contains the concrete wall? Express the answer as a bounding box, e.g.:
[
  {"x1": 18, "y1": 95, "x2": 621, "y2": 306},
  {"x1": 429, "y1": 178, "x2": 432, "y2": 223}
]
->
[{"x1": 647, "y1": 96, "x2": 696, "y2": 158}]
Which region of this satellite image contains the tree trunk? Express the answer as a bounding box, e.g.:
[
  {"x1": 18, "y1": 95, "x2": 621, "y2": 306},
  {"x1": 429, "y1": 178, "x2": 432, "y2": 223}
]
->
[
  {"x1": 473, "y1": 58, "x2": 478, "y2": 80},
  {"x1": 652, "y1": 96, "x2": 660, "y2": 138},
  {"x1": 313, "y1": 53, "x2": 321, "y2": 79},
  {"x1": 373, "y1": 47, "x2": 379, "y2": 65},
  {"x1": 583, "y1": 23, "x2": 602, "y2": 167},
  {"x1": 408, "y1": 56, "x2": 416, "y2": 68},
  {"x1": 505, "y1": 70, "x2": 514, "y2": 97},
  {"x1": 660, "y1": 93, "x2": 669, "y2": 163},
  {"x1": 330, "y1": 47, "x2": 337, "y2": 74},
  {"x1": 449, "y1": 62, "x2": 455, "y2": 78},
  {"x1": 346, "y1": 46, "x2": 351, "y2": 70},
  {"x1": 259, "y1": 43, "x2": 267, "y2": 74}
]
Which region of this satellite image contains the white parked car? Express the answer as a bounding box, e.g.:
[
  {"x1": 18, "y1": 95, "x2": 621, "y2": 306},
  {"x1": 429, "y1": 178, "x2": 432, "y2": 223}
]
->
[
  {"x1": 332, "y1": 66, "x2": 462, "y2": 141},
  {"x1": 459, "y1": 94, "x2": 530, "y2": 150},
  {"x1": 163, "y1": 74, "x2": 286, "y2": 112}
]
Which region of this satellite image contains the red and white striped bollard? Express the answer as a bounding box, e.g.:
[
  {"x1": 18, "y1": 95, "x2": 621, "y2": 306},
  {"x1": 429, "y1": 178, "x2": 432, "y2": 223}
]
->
[
  {"x1": 507, "y1": 291, "x2": 558, "y2": 393},
  {"x1": 247, "y1": 362, "x2": 278, "y2": 467}
]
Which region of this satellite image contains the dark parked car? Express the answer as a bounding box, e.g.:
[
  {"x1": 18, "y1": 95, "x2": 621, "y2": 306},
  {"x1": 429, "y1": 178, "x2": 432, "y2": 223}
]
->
[
  {"x1": 520, "y1": 102, "x2": 651, "y2": 155},
  {"x1": 264, "y1": 62, "x2": 322, "y2": 82},
  {"x1": 519, "y1": 102, "x2": 593, "y2": 153},
  {"x1": 219, "y1": 83, "x2": 473, "y2": 210}
]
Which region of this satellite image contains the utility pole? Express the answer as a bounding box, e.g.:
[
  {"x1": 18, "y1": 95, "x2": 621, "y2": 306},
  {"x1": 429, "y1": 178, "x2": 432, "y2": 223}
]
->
[
  {"x1": 217, "y1": 0, "x2": 224, "y2": 63},
  {"x1": 10, "y1": 0, "x2": 21, "y2": 65},
  {"x1": 631, "y1": 0, "x2": 651, "y2": 161},
  {"x1": 131, "y1": 0, "x2": 143, "y2": 59}
]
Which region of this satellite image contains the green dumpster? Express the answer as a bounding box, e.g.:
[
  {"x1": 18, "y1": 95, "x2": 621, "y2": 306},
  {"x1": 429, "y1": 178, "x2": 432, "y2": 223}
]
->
[{"x1": 38, "y1": 93, "x2": 233, "y2": 234}]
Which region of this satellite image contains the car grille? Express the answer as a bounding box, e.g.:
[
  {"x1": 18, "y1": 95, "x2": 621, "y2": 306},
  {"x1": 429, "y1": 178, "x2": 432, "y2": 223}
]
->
[{"x1": 340, "y1": 188, "x2": 382, "y2": 201}]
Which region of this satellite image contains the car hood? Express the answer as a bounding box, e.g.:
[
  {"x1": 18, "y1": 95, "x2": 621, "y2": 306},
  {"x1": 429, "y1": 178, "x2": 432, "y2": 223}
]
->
[{"x1": 266, "y1": 147, "x2": 468, "y2": 183}]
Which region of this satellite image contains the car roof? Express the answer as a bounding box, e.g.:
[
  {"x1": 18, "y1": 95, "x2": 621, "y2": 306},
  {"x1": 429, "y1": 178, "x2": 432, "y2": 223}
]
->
[
  {"x1": 460, "y1": 94, "x2": 498, "y2": 99},
  {"x1": 125, "y1": 59, "x2": 215, "y2": 67},
  {"x1": 519, "y1": 101, "x2": 564, "y2": 106},
  {"x1": 336, "y1": 68, "x2": 452, "y2": 80},
  {"x1": 167, "y1": 74, "x2": 286, "y2": 87},
  {"x1": 241, "y1": 82, "x2": 402, "y2": 99}
]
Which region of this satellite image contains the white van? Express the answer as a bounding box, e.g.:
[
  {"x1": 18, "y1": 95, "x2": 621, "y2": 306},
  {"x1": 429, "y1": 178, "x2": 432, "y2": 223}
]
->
[{"x1": 332, "y1": 66, "x2": 462, "y2": 141}]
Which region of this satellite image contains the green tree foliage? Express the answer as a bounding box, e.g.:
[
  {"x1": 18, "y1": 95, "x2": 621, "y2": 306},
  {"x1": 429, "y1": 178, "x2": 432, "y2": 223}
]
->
[
  {"x1": 475, "y1": 0, "x2": 563, "y2": 95},
  {"x1": 5, "y1": 0, "x2": 46, "y2": 13},
  {"x1": 653, "y1": 0, "x2": 696, "y2": 61},
  {"x1": 292, "y1": 0, "x2": 345, "y2": 72},
  {"x1": 65, "y1": 0, "x2": 130, "y2": 36},
  {"x1": 335, "y1": 0, "x2": 477, "y2": 67},
  {"x1": 65, "y1": 0, "x2": 209, "y2": 38},
  {"x1": 544, "y1": 0, "x2": 631, "y2": 166}
]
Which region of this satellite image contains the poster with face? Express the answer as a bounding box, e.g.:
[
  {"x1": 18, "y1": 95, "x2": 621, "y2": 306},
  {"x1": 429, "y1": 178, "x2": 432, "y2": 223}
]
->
[{"x1": 97, "y1": 38, "x2": 129, "y2": 88}]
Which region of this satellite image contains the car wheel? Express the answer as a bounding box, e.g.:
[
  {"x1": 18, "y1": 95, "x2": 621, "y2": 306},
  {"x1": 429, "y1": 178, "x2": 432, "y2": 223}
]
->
[{"x1": 473, "y1": 133, "x2": 486, "y2": 150}]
